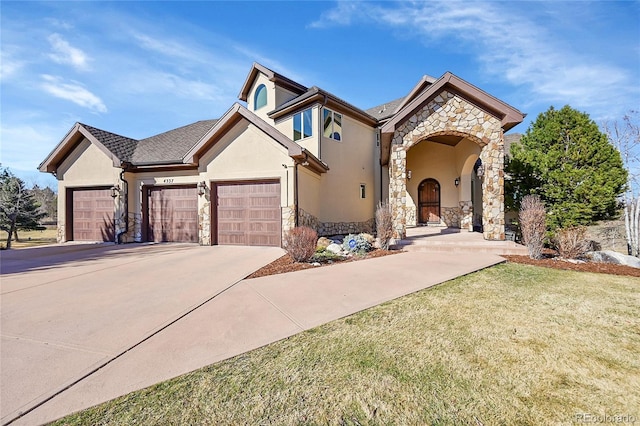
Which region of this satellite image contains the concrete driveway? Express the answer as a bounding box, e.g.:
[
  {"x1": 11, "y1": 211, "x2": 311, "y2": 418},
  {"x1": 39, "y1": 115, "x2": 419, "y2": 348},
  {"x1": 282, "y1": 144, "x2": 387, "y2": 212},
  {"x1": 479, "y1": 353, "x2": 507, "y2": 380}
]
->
[
  {"x1": 0, "y1": 243, "x2": 284, "y2": 425},
  {"x1": 1, "y1": 244, "x2": 505, "y2": 425}
]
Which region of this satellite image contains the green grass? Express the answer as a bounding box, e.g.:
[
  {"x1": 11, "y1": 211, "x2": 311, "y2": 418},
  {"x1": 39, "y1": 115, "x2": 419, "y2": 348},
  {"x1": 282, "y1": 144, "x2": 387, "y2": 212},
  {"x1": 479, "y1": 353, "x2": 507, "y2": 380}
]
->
[{"x1": 54, "y1": 264, "x2": 640, "y2": 425}]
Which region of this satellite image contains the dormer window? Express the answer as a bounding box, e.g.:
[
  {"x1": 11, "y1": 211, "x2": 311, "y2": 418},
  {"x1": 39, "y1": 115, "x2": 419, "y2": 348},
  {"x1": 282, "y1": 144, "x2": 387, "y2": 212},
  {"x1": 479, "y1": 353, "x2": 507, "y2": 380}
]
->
[
  {"x1": 254, "y1": 84, "x2": 267, "y2": 110},
  {"x1": 293, "y1": 108, "x2": 313, "y2": 141},
  {"x1": 323, "y1": 108, "x2": 342, "y2": 141}
]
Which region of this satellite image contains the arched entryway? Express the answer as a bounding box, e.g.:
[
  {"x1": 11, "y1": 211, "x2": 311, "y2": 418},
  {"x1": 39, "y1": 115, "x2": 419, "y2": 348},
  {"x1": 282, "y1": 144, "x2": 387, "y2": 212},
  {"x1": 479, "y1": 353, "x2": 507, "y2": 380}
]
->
[{"x1": 418, "y1": 178, "x2": 440, "y2": 224}]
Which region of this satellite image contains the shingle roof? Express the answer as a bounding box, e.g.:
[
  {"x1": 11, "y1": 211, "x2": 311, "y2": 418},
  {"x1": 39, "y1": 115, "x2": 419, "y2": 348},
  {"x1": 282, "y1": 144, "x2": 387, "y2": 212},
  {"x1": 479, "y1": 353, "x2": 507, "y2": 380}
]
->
[
  {"x1": 80, "y1": 124, "x2": 139, "y2": 162},
  {"x1": 80, "y1": 120, "x2": 218, "y2": 165},
  {"x1": 132, "y1": 119, "x2": 218, "y2": 164},
  {"x1": 365, "y1": 97, "x2": 405, "y2": 121}
]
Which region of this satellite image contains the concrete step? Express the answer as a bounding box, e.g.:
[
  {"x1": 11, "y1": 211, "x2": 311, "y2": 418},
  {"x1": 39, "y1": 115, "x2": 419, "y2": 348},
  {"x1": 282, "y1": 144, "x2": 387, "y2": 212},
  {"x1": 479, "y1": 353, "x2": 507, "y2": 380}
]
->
[{"x1": 392, "y1": 240, "x2": 529, "y2": 255}]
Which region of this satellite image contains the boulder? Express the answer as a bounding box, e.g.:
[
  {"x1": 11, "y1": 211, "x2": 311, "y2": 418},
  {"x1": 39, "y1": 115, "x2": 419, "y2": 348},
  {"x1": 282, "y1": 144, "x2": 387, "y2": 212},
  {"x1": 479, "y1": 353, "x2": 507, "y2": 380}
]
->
[
  {"x1": 316, "y1": 237, "x2": 332, "y2": 250},
  {"x1": 326, "y1": 243, "x2": 343, "y2": 254},
  {"x1": 360, "y1": 233, "x2": 374, "y2": 244},
  {"x1": 586, "y1": 250, "x2": 640, "y2": 269}
]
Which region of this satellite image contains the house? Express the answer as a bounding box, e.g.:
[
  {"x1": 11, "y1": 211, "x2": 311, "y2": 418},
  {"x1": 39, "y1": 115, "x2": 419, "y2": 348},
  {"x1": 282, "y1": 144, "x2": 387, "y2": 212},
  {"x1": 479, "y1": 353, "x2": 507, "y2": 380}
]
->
[{"x1": 39, "y1": 62, "x2": 524, "y2": 247}]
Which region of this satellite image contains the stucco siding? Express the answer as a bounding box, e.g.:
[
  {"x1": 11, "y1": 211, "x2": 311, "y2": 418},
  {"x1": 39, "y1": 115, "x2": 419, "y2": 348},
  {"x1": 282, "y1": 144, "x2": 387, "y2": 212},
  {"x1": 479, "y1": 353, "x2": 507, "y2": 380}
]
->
[
  {"x1": 56, "y1": 138, "x2": 122, "y2": 241},
  {"x1": 274, "y1": 105, "x2": 320, "y2": 158},
  {"x1": 317, "y1": 115, "x2": 377, "y2": 223}
]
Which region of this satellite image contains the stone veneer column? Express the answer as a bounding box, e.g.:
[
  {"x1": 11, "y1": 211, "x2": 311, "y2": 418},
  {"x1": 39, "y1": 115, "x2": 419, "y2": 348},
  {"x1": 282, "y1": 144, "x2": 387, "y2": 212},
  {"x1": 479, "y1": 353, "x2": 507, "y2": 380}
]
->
[
  {"x1": 389, "y1": 144, "x2": 407, "y2": 239},
  {"x1": 480, "y1": 134, "x2": 505, "y2": 240}
]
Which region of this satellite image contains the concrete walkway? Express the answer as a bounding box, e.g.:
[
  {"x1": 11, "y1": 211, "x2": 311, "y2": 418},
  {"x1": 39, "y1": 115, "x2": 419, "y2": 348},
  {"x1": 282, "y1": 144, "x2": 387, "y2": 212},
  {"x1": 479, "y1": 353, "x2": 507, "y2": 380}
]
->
[{"x1": 2, "y1": 246, "x2": 504, "y2": 425}]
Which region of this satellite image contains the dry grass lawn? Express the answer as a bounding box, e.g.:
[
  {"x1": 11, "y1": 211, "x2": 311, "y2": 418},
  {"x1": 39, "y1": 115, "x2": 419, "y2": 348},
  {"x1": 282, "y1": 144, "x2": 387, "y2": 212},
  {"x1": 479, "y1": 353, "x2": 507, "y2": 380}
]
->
[
  {"x1": 2, "y1": 226, "x2": 57, "y2": 249},
  {"x1": 54, "y1": 264, "x2": 639, "y2": 425}
]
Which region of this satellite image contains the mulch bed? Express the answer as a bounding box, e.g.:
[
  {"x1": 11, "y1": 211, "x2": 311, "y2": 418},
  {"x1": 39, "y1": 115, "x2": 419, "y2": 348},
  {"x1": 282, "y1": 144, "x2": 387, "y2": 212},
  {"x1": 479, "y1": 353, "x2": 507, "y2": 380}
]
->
[
  {"x1": 503, "y1": 254, "x2": 640, "y2": 278},
  {"x1": 246, "y1": 249, "x2": 401, "y2": 279},
  {"x1": 248, "y1": 248, "x2": 640, "y2": 279}
]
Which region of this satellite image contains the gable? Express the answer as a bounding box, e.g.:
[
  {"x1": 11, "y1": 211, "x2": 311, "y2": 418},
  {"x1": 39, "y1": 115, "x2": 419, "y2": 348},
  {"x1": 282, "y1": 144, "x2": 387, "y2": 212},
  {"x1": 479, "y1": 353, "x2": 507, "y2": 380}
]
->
[{"x1": 56, "y1": 137, "x2": 118, "y2": 182}]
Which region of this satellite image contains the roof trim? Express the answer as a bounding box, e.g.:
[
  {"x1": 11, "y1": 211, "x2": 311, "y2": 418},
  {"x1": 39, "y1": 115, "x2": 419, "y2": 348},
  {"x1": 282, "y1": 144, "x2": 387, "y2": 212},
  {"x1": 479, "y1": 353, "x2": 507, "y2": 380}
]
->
[
  {"x1": 268, "y1": 86, "x2": 378, "y2": 127},
  {"x1": 38, "y1": 123, "x2": 122, "y2": 173},
  {"x1": 392, "y1": 74, "x2": 437, "y2": 116},
  {"x1": 238, "y1": 62, "x2": 308, "y2": 102},
  {"x1": 381, "y1": 72, "x2": 525, "y2": 135},
  {"x1": 184, "y1": 103, "x2": 329, "y2": 174}
]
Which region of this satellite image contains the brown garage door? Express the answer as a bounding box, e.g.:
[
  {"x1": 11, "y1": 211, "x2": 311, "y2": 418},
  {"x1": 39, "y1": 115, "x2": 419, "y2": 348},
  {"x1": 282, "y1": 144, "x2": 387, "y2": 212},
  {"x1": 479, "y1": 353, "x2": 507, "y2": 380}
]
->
[
  {"x1": 216, "y1": 181, "x2": 281, "y2": 247},
  {"x1": 71, "y1": 188, "x2": 115, "y2": 242},
  {"x1": 148, "y1": 186, "x2": 198, "y2": 243}
]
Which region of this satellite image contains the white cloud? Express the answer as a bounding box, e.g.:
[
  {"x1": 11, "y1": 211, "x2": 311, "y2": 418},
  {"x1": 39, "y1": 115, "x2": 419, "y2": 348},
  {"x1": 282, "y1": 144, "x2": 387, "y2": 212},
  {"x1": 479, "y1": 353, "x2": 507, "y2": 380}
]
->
[
  {"x1": 0, "y1": 50, "x2": 25, "y2": 80},
  {"x1": 40, "y1": 75, "x2": 107, "y2": 112},
  {"x1": 120, "y1": 70, "x2": 224, "y2": 102},
  {"x1": 47, "y1": 33, "x2": 90, "y2": 71},
  {"x1": 312, "y1": 1, "x2": 637, "y2": 116}
]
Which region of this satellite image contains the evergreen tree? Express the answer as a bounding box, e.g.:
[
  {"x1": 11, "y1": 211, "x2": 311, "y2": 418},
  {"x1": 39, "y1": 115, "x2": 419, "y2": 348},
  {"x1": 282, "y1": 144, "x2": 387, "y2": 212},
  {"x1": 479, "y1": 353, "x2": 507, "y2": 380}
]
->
[
  {"x1": 0, "y1": 168, "x2": 46, "y2": 249},
  {"x1": 506, "y1": 105, "x2": 627, "y2": 230}
]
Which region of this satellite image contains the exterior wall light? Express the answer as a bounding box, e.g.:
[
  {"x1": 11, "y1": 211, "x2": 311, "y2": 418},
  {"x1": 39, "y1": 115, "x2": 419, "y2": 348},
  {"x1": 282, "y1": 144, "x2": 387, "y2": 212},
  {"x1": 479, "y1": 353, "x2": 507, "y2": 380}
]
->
[
  {"x1": 110, "y1": 185, "x2": 120, "y2": 198},
  {"x1": 454, "y1": 177, "x2": 460, "y2": 187},
  {"x1": 197, "y1": 181, "x2": 207, "y2": 196},
  {"x1": 476, "y1": 164, "x2": 484, "y2": 178},
  {"x1": 407, "y1": 170, "x2": 412, "y2": 180}
]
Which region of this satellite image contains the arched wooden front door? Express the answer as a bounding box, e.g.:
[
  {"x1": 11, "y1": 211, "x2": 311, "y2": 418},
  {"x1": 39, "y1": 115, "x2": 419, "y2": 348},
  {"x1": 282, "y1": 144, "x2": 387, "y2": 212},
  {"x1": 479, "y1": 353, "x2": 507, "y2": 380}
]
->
[{"x1": 418, "y1": 178, "x2": 440, "y2": 223}]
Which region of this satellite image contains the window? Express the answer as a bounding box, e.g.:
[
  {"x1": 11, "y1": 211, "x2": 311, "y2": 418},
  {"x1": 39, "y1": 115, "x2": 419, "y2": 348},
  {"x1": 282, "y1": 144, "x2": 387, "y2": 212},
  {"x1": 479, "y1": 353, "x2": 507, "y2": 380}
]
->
[
  {"x1": 293, "y1": 108, "x2": 313, "y2": 141},
  {"x1": 254, "y1": 84, "x2": 267, "y2": 110},
  {"x1": 323, "y1": 108, "x2": 342, "y2": 141},
  {"x1": 359, "y1": 184, "x2": 366, "y2": 199}
]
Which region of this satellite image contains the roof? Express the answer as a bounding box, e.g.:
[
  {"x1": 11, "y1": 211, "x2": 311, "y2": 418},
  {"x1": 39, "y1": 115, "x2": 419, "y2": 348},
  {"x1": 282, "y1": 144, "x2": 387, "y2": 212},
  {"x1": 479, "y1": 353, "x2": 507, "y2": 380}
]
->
[
  {"x1": 269, "y1": 86, "x2": 378, "y2": 127},
  {"x1": 365, "y1": 97, "x2": 405, "y2": 121},
  {"x1": 80, "y1": 124, "x2": 139, "y2": 162},
  {"x1": 366, "y1": 75, "x2": 437, "y2": 121},
  {"x1": 132, "y1": 120, "x2": 218, "y2": 164}
]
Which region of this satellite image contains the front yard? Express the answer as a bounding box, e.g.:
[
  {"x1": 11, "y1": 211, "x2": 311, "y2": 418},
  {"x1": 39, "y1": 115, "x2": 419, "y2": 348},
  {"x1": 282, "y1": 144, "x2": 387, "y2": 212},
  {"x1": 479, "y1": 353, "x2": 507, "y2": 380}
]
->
[{"x1": 55, "y1": 263, "x2": 639, "y2": 425}]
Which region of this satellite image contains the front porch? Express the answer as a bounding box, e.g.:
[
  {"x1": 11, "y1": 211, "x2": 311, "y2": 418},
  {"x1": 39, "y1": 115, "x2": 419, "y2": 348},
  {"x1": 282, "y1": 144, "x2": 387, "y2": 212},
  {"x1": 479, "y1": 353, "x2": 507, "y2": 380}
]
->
[{"x1": 392, "y1": 226, "x2": 528, "y2": 255}]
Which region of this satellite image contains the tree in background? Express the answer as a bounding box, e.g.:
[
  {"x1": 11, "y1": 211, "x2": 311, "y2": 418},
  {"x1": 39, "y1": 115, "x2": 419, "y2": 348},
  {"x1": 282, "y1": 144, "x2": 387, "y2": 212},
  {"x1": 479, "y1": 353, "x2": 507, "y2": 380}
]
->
[
  {"x1": 506, "y1": 105, "x2": 627, "y2": 230},
  {"x1": 0, "y1": 168, "x2": 46, "y2": 249},
  {"x1": 30, "y1": 184, "x2": 57, "y2": 222},
  {"x1": 603, "y1": 111, "x2": 640, "y2": 256}
]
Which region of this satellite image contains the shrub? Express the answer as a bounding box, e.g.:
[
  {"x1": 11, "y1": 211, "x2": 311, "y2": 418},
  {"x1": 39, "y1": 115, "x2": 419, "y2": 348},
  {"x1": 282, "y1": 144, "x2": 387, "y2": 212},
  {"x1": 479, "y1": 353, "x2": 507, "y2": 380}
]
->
[
  {"x1": 519, "y1": 195, "x2": 546, "y2": 259},
  {"x1": 342, "y1": 233, "x2": 373, "y2": 254},
  {"x1": 283, "y1": 226, "x2": 318, "y2": 262},
  {"x1": 376, "y1": 201, "x2": 394, "y2": 250},
  {"x1": 553, "y1": 226, "x2": 589, "y2": 259}
]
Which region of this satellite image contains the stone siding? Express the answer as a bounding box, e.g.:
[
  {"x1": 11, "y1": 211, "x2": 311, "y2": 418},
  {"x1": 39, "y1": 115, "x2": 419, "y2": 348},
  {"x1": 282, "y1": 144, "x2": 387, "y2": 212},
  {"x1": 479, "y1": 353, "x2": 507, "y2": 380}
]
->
[
  {"x1": 298, "y1": 208, "x2": 374, "y2": 236},
  {"x1": 388, "y1": 90, "x2": 505, "y2": 240},
  {"x1": 198, "y1": 201, "x2": 211, "y2": 245},
  {"x1": 117, "y1": 213, "x2": 142, "y2": 243}
]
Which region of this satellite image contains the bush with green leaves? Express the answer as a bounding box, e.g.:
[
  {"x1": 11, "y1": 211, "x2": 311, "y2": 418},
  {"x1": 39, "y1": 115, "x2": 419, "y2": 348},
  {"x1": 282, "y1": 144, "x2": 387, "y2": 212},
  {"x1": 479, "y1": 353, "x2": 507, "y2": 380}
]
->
[{"x1": 342, "y1": 233, "x2": 373, "y2": 254}]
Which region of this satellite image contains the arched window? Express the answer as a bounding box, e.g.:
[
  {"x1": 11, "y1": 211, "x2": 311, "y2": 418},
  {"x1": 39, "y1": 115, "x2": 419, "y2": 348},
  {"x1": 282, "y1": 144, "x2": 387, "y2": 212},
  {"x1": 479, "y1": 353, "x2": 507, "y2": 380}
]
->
[{"x1": 254, "y1": 84, "x2": 267, "y2": 110}]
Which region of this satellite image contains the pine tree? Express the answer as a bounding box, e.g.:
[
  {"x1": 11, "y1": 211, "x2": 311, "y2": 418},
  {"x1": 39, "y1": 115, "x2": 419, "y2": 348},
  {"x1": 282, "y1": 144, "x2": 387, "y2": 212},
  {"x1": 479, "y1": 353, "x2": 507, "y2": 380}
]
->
[
  {"x1": 506, "y1": 106, "x2": 627, "y2": 230},
  {"x1": 0, "y1": 168, "x2": 46, "y2": 249}
]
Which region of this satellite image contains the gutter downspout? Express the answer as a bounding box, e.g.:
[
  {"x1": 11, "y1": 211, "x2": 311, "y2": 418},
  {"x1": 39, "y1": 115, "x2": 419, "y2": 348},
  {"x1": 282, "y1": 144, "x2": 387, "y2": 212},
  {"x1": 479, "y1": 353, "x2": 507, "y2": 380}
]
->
[
  {"x1": 294, "y1": 161, "x2": 299, "y2": 227},
  {"x1": 116, "y1": 167, "x2": 129, "y2": 244}
]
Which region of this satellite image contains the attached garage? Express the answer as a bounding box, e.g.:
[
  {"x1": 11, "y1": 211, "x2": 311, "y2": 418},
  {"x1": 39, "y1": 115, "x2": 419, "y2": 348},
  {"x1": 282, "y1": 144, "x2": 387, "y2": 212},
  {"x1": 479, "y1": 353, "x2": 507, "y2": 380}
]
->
[
  {"x1": 214, "y1": 181, "x2": 281, "y2": 247},
  {"x1": 145, "y1": 186, "x2": 198, "y2": 243},
  {"x1": 67, "y1": 188, "x2": 115, "y2": 242}
]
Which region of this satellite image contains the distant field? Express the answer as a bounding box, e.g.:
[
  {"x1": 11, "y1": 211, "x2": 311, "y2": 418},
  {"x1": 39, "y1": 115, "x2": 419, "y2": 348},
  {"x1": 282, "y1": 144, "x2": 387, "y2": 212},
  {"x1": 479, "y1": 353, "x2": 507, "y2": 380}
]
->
[{"x1": 2, "y1": 226, "x2": 57, "y2": 249}]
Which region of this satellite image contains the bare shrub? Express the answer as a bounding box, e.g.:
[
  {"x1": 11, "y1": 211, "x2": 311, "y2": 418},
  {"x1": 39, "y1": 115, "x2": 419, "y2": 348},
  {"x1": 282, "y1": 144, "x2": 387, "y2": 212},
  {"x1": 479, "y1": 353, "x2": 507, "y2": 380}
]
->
[
  {"x1": 283, "y1": 226, "x2": 318, "y2": 262},
  {"x1": 375, "y1": 201, "x2": 394, "y2": 250},
  {"x1": 519, "y1": 195, "x2": 546, "y2": 259},
  {"x1": 553, "y1": 226, "x2": 589, "y2": 259}
]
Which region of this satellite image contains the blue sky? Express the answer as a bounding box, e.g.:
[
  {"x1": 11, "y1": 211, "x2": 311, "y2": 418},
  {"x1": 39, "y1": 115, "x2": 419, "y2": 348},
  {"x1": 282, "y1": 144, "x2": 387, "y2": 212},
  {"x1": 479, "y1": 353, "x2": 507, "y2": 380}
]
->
[{"x1": 2, "y1": 1, "x2": 639, "y2": 190}]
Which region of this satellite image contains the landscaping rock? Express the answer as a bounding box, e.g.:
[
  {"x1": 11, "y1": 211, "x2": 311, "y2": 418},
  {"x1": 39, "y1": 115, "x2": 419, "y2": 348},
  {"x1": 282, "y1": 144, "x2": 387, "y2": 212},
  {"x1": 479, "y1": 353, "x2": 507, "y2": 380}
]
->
[
  {"x1": 361, "y1": 233, "x2": 375, "y2": 244},
  {"x1": 316, "y1": 237, "x2": 332, "y2": 250},
  {"x1": 326, "y1": 243, "x2": 343, "y2": 254},
  {"x1": 586, "y1": 250, "x2": 640, "y2": 269}
]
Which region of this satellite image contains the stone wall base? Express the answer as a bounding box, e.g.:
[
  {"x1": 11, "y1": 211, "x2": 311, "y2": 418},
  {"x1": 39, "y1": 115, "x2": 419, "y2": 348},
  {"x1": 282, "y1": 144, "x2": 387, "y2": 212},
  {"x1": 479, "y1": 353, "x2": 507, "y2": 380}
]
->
[
  {"x1": 299, "y1": 208, "x2": 375, "y2": 236},
  {"x1": 117, "y1": 213, "x2": 142, "y2": 243}
]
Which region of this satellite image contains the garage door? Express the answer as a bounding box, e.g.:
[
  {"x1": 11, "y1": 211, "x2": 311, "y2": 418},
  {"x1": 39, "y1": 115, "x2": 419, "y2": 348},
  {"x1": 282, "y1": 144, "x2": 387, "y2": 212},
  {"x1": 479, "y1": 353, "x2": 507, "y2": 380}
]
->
[
  {"x1": 71, "y1": 188, "x2": 114, "y2": 242},
  {"x1": 148, "y1": 186, "x2": 198, "y2": 243},
  {"x1": 216, "y1": 181, "x2": 281, "y2": 246}
]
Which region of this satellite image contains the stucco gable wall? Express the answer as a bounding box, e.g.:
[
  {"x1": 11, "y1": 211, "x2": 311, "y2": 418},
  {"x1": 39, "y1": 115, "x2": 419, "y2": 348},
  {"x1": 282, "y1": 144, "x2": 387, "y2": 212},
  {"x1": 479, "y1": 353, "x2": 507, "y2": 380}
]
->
[
  {"x1": 55, "y1": 138, "x2": 122, "y2": 242},
  {"x1": 274, "y1": 105, "x2": 320, "y2": 158},
  {"x1": 247, "y1": 73, "x2": 276, "y2": 123}
]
